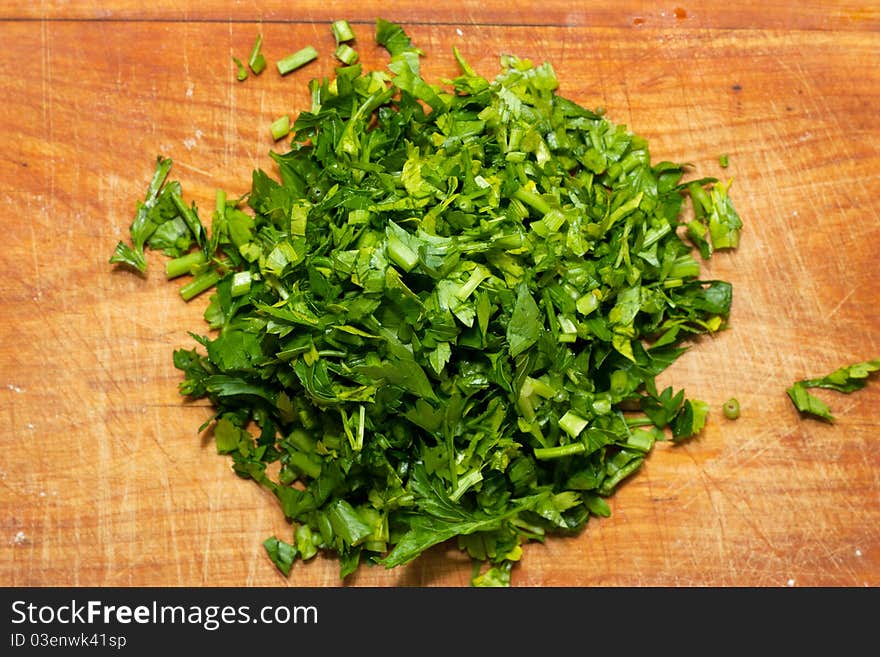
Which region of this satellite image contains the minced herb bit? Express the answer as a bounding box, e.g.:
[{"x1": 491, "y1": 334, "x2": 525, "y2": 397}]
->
[
  {"x1": 787, "y1": 359, "x2": 880, "y2": 422},
  {"x1": 270, "y1": 115, "x2": 291, "y2": 141},
  {"x1": 248, "y1": 33, "x2": 267, "y2": 76},
  {"x1": 276, "y1": 45, "x2": 319, "y2": 76},
  {"x1": 110, "y1": 18, "x2": 742, "y2": 586},
  {"x1": 231, "y1": 56, "x2": 248, "y2": 82},
  {"x1": 722, "y1": 397, "x2": 740, "y2": 420},
  {"x1": 331, "y1": 19, "x2": 356, "y2": 45}
]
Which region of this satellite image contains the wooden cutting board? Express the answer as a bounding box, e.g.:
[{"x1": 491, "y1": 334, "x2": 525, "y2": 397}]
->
[{"x1": 2, "y1": 1, "x2": 878, "y2": 587}]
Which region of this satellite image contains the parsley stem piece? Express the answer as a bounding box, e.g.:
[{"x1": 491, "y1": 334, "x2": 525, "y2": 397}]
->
[
  {"x1": 277, "y1": 46, "x2": 318, "y2": 76},
  {"x1": 232, "y1": 56, "x2": 248, "y2": 82},
  {"x1": 215, "y1": 189, "x2": 227, "y2": 217},
  {"x1": 165, "y1": 251, "x2": 207, "y2": 279},
  {"x1": 559, "y1": 411, "x2": 589, "y2": 438},
  {"x1": 230, "y1": 271, "x2": 252, "y2": 297},
  {"x1": 688, "y1": 181, "x2": 712, "y2": 217},
  {"x1": 179, "y1": 270, "x2": 220, "y2": 301},
  {"x1": 534, "y1": 443, "x2": 587, "y2": 460},
  {"x1": 722, "y1": 398, "x2": 740, "y2": 420},
  {"x1": 331, "y1": 19, "x2": 356, "y2": 44},
  {"x1": 513, "y1": 186, "x2": 552, "y2": 216},
  {"x1": 169, "y1": 190, "x2": 205, "y2": 246},
  {"x1": 449, "y1": 470, "x2": 484, "y2": 502},
  {"x1": 455, "y1": 266, "x2": 490, "y2": 301},
  {"x1": 270, "y1": 115, "x2": 291, "y2": 141},
  {"x1": 248, "y1": 33, "x2": 267, "y2": 75},
  {"x1": 335, "y1": 43, "x2": 359, "y2": 66},
  {"x1": 386, "y1": 235, "x2": 419, "y2": 272}
]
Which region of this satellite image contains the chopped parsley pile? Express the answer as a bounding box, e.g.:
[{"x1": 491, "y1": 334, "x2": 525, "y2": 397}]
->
[{"x1": 111, "y1": 19, "x2": 743, "y2": 586}]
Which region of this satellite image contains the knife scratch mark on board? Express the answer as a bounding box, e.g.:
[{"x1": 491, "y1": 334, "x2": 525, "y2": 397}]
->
[
  {"x1": 183, "y1": 21, "x2": 191, "y2": 82},
  {"x1": 175, "y1": 160, "x2": 213, "y2": 179},
  {"x1": 224, "y1": 20, "x2": 235, "y2": 170},
  {"x1": 681, "y1": 444, "x2": 792, "y2": 566},
  {"x1": 642, "y1": 466, "x2": 676, "y2": 576},
  {"x1": 40, "y1": 18, "x2": 53, "y2": 203},
  {"x1": 95, "y1": 402, "x2": 116, "y2": 582},
  {"x1": 686, "y1": 457, "x2": 729, "y2": 547},
  {"x1": 201, "y1": 477, "x2": 216, "y2": 583},
  {"x1": 28, "y1": 221, "x2": 43, "y2": 301},
  {"x1": 161, "y1": 466, "x2": 184, "y2": 585},
  {"x1": 826, "y1": 287, "x2": 856, "y2": 320},
  {"x1": 772, "y1": 54, "x2": 874, "y2": 290},
  {"x1": 246, "y1": 502, "x2": 268, "y2": 587}
]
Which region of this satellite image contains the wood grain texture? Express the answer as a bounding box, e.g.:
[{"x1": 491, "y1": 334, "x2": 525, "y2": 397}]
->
[
  {"x1": 1, "y1": 2, "x2": 878, "y2": 587},
  {"x1": 2, "y1": 0, "x2": 879, "y2": 30}
]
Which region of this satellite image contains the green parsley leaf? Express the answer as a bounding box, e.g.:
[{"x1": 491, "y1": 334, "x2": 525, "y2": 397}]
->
[
  {"x1": 263, "y1": 536, "x2": 297, "y2": 576},
  {"x1": 507, "y1": 283, "x2": 542, "y2": 358},
  {"x1": 787, "y1": 358, "x2": 880, "y2": 422}
]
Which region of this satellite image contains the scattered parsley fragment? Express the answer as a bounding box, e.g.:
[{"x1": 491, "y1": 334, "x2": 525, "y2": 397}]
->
[
  {"x1": 232, "y1": 56, "x2": 248, "y2": 82},
  {"x1": 109, "y1": 156, "x2": 176, "y2": 273},
  {"x1": 263, "y1": 536, "x2": 296, "y2": 576},
  {"x1": 787, "y1": 358, "x2": 880, "y2": 422},
  {"x1": 722, "y1": 397, "x2": 740, "y2": 420},
  {"x1": 331, "y1": 20, "x2": 359, "y2": 65},
  {"x1": 277, "y1": 45, "x2": 319, "y2": 76},
  {"x1": 335, "y1": 43, "x2": 359, "y2": 66},
  {"x1": 331, "y1": 19, "x2": 356, "y2": 45},
  {"x1": 248, "y1": 33, "x2": 267, "y2": 75},
  {"x1": 270, "y1": 115, "x2": 291, "y2": 141},
  {"x1": 111, "y1": 19, "x2": 742, "y2": 586}
]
